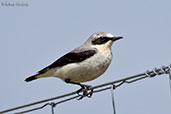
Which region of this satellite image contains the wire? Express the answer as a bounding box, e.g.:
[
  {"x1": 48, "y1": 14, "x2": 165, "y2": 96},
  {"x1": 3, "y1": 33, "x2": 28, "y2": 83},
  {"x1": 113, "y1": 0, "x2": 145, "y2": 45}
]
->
[
  {"x1": 111, "y1": 84, "x2": 116, "y2": 114},
  {"x1": 169, "y1": 70, "x2": 171, "y2": 93},
  {"x1": 0, "y1": 64, "x2": 171, "y2": 114},
  {"x1": 15, "y1": 96, "x2": 80, "y2": 114},
  {"x1": 50, "y1": 102, "x2": 55, "y2": 114}
]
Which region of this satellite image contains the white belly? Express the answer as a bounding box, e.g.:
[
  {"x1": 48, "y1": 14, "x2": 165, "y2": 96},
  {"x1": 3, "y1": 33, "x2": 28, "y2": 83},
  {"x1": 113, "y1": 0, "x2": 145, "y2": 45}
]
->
[{"x1": 53, "y1": 52, "x2": 112, "y2": 83}]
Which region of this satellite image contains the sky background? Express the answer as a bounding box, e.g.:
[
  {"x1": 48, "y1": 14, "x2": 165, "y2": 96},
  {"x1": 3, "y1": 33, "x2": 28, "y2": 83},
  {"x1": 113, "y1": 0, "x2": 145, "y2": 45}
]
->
[{"x1": 0, "y1": 0, "x2": 171, "y2": 114}]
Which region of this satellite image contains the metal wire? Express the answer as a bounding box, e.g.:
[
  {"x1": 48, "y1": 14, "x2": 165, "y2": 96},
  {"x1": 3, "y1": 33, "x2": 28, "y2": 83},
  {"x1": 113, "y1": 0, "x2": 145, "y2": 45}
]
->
[
  {"x1": 0, "y1": 64, "x2": 171, "y2": 114},
  {"x1": 169, "y1": 68, "x2": 171, "y2": 93},
  {"x1": 15, "y1": 96, "x2": 80, "y2": 114},
  {"x1": 50, "y1": 102, "x2": 55, "y2": 114},
  {"x1": 15, "y1": 103, "x2": 52, "y2": 114},
  {"x1": 111, "y1": 84, "x2": 116, "y2": 114}
]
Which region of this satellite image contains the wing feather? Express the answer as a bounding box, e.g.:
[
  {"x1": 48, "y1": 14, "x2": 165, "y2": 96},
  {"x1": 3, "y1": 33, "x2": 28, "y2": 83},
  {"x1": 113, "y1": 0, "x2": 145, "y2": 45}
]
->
[{"x1": 38, "y1": 50, "x2": 96, "y2": 74}]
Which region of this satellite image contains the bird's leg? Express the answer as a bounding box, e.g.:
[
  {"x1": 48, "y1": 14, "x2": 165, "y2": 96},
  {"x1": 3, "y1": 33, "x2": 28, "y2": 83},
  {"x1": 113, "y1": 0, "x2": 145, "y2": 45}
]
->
[
  {"x1": 64, "y1": 79, "x2": 93, "y2": 99},
  {"x1": 76, "y1": 84, "x2": 94, "y2": 100},
  {"x1": 76, "y1": 84, "x2": 94, "y2": 99}
]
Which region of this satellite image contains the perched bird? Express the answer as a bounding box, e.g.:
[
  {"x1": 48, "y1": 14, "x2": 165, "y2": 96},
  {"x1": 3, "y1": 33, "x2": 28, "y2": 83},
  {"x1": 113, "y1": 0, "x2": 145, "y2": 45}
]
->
[{"x1": 25, "y1": 32, "x2": 123, "y2": 94}]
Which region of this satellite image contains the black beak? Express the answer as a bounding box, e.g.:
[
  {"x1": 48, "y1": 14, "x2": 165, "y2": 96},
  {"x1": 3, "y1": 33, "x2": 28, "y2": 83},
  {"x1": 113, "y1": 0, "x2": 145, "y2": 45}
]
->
[{"x1": 112, "y1": 36, "x2": 123, "y2": 41}]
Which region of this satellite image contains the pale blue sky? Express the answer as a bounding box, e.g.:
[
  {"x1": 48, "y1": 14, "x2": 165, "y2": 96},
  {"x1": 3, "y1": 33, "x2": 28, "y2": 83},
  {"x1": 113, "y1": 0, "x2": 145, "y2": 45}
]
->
[{"x1": 0, "y1": 0, "x2": 171, "y2": 114}]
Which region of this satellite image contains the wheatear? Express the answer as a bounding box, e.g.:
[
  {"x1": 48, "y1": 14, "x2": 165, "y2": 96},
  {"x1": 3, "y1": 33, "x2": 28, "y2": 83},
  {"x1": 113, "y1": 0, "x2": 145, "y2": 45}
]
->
[{"x1": 25, "y1": 32, "x2": 123, "y2": 95}]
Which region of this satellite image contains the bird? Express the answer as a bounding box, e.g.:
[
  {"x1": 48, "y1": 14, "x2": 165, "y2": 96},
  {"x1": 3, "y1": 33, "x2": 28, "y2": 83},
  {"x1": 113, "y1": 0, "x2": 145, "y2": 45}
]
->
[{"x1": 25, "y1": 32, "x2": 123, "y2": 97}]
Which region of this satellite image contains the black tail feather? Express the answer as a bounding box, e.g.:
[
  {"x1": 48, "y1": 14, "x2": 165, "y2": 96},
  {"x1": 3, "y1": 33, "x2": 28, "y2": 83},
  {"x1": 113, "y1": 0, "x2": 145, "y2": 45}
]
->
[{"x1": 25, "y1": 75, "x2": 38, "y2": 82}]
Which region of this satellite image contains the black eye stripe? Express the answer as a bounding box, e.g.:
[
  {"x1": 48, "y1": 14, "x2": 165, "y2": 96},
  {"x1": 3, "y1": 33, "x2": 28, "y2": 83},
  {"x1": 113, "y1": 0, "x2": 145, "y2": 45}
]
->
[{"x1": 92, "y1": 37, "x2": 113, "y2": 45}]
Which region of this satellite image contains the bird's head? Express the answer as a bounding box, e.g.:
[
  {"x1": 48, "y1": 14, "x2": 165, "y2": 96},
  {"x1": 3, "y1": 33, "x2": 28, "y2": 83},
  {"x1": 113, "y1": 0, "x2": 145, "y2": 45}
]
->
[{"x1": 86, "y1": 32, "x2": 123, "y2": 51}]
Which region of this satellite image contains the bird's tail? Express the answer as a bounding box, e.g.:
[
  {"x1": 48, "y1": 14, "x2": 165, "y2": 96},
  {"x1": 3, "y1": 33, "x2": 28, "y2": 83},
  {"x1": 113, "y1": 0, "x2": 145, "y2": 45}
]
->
[{"x1": 25, "y1": 74, "x2": 42, "y2": 82}]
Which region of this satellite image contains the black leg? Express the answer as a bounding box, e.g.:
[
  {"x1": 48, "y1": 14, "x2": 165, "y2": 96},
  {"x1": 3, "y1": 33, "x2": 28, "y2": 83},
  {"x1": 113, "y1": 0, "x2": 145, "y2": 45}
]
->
[{"x1": 64, "y1": 79, "x2": 93, "y2": 99}]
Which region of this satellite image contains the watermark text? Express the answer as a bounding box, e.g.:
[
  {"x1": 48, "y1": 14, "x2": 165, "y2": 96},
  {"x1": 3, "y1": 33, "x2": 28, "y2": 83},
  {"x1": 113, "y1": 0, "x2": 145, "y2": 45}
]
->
[{"x1": 1, "y1": 2, "x2": 29, "y2": 7}]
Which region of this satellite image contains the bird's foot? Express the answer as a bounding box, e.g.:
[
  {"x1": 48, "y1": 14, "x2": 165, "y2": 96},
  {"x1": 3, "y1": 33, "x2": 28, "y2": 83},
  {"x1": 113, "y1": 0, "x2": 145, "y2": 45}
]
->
[{"x1": 76, "y1": 84, "x2": 94, "y2": 100}]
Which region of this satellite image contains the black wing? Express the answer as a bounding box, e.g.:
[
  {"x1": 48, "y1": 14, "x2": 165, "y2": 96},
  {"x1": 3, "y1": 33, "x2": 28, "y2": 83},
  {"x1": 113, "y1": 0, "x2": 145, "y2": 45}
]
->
[{"x1": 38, "y1": 50, "x2": 96, "y2": 74}]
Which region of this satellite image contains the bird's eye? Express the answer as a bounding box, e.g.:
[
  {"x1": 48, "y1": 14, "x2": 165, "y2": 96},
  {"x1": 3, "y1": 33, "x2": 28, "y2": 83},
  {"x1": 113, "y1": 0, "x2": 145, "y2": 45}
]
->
[{"x1": 92, "y1": 37, "x2": 112, "y2": 45}]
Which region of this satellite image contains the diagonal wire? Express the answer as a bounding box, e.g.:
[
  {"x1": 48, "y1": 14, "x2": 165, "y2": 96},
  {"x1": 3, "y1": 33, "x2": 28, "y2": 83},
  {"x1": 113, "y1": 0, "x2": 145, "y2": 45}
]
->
[
  {"x1": 2, "y1": 91, "x2": 77, "y2": 114},
  {"x1": 0, "y1": 64, "x2": 171, "y2": 114},
  {"x1": 15, "y1": 96, "x2": 79, "y2": 114},
  {"x1": 15, "y1": 103, "x2": 51, "y2": 114}
]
